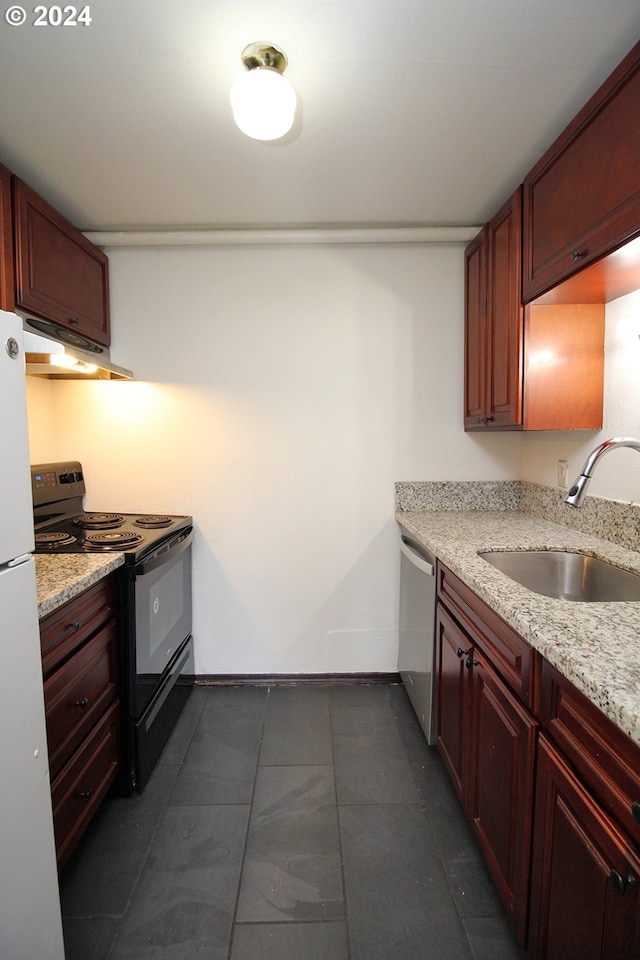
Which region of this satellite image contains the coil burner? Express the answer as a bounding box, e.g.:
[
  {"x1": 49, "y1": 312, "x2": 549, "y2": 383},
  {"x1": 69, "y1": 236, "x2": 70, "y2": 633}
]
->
[
  {"x1": 85, "y1": 531, "x2": 144, "y2": 548},
  {"x1": 134, "y1": 516, "x2": 173, "y2": 528},
  {"x1": 74, "y1": 513, "x2": 125, "y2": 529},
  {"x1": 34, "y1": 531, "x2": 77, "y2": 547}
]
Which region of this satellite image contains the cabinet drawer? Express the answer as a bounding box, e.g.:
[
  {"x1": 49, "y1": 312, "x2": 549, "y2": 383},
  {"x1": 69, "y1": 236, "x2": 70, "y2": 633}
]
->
[
  {"x1": 540, "y1": 659, "x2": 640, "y2": 844},
  {"x1": 437, "y1": 563, "x2": 537, "y2": 706},
  {"x1": 44, "y1": 619, "x2": 119, "y2": 780},
  {"x1": 51, "y1": 699, "x2": 120, "y2": 869},
  {"x1": 40, "y1": 576, "x2": 115, "y2": 673}
]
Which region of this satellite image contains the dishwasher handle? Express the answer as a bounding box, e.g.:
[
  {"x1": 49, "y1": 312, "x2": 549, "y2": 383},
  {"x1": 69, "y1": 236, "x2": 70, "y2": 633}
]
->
[{"x1": 400, "y1": 536, "x2": 435, "y2": 576}]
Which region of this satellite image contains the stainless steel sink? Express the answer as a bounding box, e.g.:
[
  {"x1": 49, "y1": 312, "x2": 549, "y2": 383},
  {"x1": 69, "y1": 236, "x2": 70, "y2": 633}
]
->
[{"x1": 478, "y1": 550, "x2": 640, "y2": 602}]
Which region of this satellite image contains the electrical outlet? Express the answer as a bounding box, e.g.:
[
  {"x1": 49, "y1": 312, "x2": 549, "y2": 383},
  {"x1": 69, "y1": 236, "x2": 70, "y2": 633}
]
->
[{"x1": 557, "y1": 460, "x2": 569, "y2": 488}]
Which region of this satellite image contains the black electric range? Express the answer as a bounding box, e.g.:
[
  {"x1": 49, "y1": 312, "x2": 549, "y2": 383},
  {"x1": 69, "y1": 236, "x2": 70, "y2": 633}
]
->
[{"x1": 31, "y1": 460, "x2": 195, "y2": 793}]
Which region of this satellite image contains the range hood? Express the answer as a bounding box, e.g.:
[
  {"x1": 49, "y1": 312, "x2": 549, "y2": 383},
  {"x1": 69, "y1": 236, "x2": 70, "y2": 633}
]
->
[{"x1": 22, "y1": 316, "x2": 133, "y2": 380}]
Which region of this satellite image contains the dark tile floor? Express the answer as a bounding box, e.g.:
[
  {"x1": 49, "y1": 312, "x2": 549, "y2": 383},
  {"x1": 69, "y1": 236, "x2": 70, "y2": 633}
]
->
[{"x1": 59, "y1": 682, "x2": 527, "y2": 960}]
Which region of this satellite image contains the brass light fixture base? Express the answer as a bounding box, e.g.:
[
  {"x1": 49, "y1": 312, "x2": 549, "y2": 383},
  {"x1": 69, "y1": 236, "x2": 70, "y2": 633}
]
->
[{"x1": 240, "y1": 42, "x2": 288, "y2": 74}]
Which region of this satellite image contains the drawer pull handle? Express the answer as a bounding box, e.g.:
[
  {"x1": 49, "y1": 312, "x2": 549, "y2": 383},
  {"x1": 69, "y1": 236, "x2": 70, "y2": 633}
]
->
[
  {"x1": 68, "y1": 317, "x2": 81, "y2": 326},
  {"x1": 66, "y1": 620, "x2": 82, "y2": 632},
  {"x1": 465, "y1": 657, "x2": 479, "y2": 670},
  {"x1": 632, "y1": 801, "x2": 640, "y2": 825},
  {"x1": 570, "y1": 249, "x2": 584, "y2": 262},
  {"x1": 74, "y1": 697, "x2": 89, "y2": 708},
  {"x1": 610, "y1": 870, "x2": 637, "y2": 895},
  {"x1": 456, "y1": 647, "x2": 469, "y2": 659},
  {"x1": 79, "y1": 789, "x2": 93, "y2": 800}
]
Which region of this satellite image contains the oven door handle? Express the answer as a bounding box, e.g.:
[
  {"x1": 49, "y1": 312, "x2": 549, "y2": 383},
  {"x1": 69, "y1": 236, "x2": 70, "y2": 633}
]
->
[{"x1": 136, "y1": 528, "x2": 193, "y2": 577}]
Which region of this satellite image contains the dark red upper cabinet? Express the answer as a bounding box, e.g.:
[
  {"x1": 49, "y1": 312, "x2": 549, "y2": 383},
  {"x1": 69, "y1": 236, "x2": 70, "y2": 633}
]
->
[
  {"x1": 0, "y1": 163, "x2": 15, "y2": 312},
  {"x1": 13, "y1": 177, "x2": 110, "y2": 346},
  {"x1": 464, "y1": 189, "x2": 523, "y2": 430},
  {"x1": 523, "y1": 38, "x2": 640, "y2": 303}
]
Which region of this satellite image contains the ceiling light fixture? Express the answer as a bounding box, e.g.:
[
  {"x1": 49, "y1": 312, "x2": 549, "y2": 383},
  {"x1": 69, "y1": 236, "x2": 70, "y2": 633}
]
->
[{"x1": 230, "y1": 42, "x2": 297, "y2": 141}]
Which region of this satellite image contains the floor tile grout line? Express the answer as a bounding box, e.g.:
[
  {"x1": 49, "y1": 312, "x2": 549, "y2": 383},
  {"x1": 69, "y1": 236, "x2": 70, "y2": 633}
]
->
[
  {"x1": 103, "y1": 768, "x2": 182, "y2": 957},
  {"x1": 225, "y1": 685, "x2": 271, "y2": 960},
  {"x1": 104, "y1": 694, "x2": 208, "y2": 959},
  {"x1": 62, "y1": 684, "x2": 523, "y2": 959},
  {"x1": 232, "y1": 918, "x2": 346, "y2": 927},
  {"x1": 329, "y1": 694, "x2": 354, "y2": 960}
]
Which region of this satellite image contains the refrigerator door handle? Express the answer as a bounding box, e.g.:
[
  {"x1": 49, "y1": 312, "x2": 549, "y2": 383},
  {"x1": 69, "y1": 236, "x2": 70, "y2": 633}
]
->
[{"x1": 8, "y1": 552, "x2": 32, "y2": 567}]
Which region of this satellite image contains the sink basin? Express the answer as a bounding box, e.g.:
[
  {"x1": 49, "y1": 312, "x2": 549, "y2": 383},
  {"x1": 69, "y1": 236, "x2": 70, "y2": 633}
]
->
[{"x1": 478, "y1": 550, "x2": 640, "y2": 602}]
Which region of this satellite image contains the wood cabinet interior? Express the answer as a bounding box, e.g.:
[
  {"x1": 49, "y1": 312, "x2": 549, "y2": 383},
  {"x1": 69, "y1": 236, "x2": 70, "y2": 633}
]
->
[
  {"x1": 464, "y1": 186, "x2": 607, "y2": 433},
  {"x1": 523, "y1": 302, "x2": 605, "y2": 430}
]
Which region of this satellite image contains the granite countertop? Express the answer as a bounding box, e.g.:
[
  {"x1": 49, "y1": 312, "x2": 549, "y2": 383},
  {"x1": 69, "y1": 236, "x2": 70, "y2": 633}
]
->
[
  {"x1": 36, "y1": 553, "x2": 125, "y2": 619},
  {"x1": 397, "y1": 509, "x2": 640, "y2": 747}
]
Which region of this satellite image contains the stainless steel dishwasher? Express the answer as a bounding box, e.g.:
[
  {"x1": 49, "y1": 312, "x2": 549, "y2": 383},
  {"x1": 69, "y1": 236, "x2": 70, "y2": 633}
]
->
[{"x1": 398, "y1": 531, "x2": 437, "y2": 744}]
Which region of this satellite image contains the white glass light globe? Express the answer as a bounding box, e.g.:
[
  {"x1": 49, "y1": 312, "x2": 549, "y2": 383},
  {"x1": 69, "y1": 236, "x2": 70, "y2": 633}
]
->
[{"x1": 230, "y1": 68, "x2": 297, "y2": 141}]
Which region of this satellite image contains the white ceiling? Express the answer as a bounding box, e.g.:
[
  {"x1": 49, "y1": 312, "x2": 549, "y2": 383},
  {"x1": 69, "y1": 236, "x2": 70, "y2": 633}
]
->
[{"x1": 0, "y1": 0, "x2": 639, "y2": 232}]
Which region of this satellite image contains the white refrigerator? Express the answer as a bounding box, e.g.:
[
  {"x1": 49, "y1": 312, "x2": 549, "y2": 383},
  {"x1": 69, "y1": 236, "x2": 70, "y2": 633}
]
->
[{"x1": 0, "y1": 310, "x2": 65, "y2": 959}]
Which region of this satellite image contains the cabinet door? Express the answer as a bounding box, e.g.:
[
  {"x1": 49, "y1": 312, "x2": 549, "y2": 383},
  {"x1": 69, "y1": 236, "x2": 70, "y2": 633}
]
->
[
  {"x1": 464, "y1": 189, "x2": 523, "y2": 431},
  {"x1": 529, "y1": 735, "x2": 640, "y2": 960},
  {"x1": 467, "y1": 650, "x2": 537, "y2": 944},
  {"x1": 435, "y1": 602, "x2": 471, "y2": 807},
  {"x1": 464, "y1": 228, "x2": 487, "y2": 429},
  {"x1": 13, "y1": 177, "x2": 110, "y2": 345},
  {"x1": 523, "y1": 39, "x2": 640, "y2": 302},
  {"x1": 486, "y1": 189, "x2": 523, "y2": 427},
  {"x1": 44, "y1": 618, "x2": 119, "y2": 780},
  {"x1": 51, "y1": 699, "x2": 120, "y2": 870},
  {"x1": 0, "y1": 163, "x2": 14, "y2": 311}
]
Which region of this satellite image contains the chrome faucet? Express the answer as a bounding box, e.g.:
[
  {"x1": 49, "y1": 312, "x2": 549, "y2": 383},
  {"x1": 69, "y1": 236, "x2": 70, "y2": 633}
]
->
[{"x1": 564, "y1": 436, "x2": 640, "y2": 507}]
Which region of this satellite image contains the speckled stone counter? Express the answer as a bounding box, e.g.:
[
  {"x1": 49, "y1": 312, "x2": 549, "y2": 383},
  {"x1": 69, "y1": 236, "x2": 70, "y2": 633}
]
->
[
  {"x1": 397, "y1": 508, "x2": 640, "y2": 747},
  {"x1": 36, "y1": 553, "x2": 125, "y2": 619}
]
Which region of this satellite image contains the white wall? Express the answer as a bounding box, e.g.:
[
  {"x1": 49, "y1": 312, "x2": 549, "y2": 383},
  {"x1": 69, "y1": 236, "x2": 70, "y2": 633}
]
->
[
  {"x1": 26, "y1": 376, "x2": 55, "y2": 464},
  {"x1": 26, "y1": 242, "x2": 522, "y2": 675},
  {"x1": 26, "y1": 251, "x2": 640, "y2": 673},
  {"x1": 520, "y1": 288, "x2": 640, "y2": 502}
]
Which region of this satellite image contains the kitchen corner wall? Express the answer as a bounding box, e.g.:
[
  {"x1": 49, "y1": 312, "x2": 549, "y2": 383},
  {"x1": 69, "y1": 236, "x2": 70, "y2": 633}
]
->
[{"x1": 26, "y1": 242, "x2": 522, "y2": 675}]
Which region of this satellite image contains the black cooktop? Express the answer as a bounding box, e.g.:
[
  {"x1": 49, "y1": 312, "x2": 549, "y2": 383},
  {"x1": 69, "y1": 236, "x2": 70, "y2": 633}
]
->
[{"x1": 31, "y1": 460, "x2": 191, "y2": 561}]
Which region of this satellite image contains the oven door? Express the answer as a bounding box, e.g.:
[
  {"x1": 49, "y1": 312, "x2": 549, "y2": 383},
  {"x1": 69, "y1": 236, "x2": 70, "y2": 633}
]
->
[
  {"x1": 134, "y1": 633, "x2": 194, "y2": 792},
  {"x1": 127, "y1": 528, "x2": 193, "y2": 719}
]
